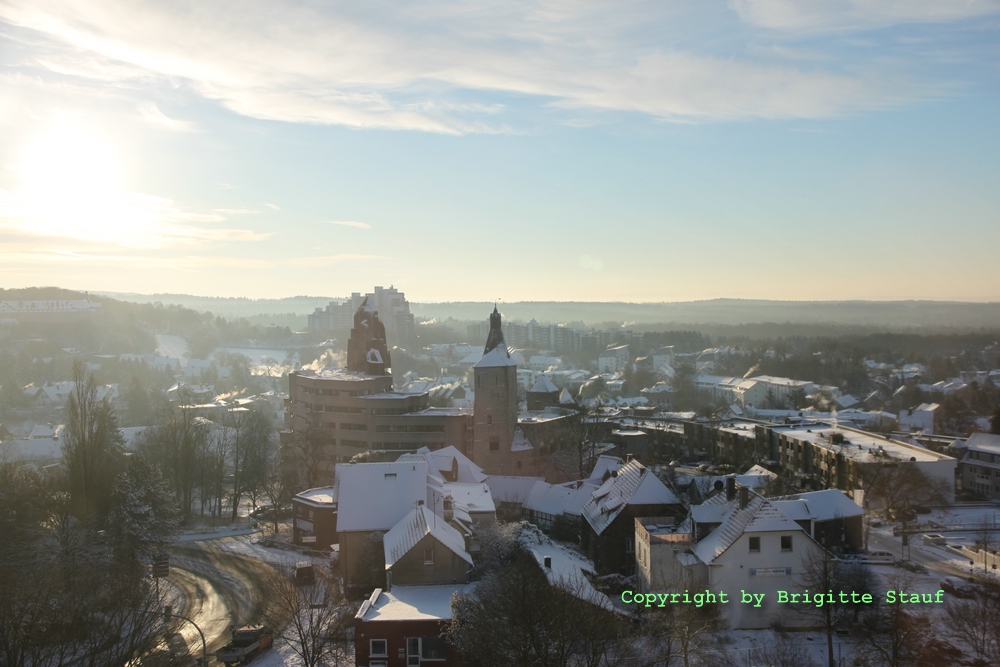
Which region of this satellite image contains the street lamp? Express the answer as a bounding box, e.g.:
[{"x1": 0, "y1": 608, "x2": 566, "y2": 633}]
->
[{"x1": 163, "y1": 606, "x2": 209, "y2": 667}]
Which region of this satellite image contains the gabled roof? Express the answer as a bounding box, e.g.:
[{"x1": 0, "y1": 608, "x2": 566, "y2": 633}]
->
[
  {"x1": 529, "y1": 376, "x2": 559, "y2": 393},
  {"x1": 692, "y1": 495, "x2": 803, "y2": 564},
  {"x1": 580, "y1": 460, "x2": 681, "y2": 535},
  {"x1": 485, "y1": 475, "x2": 545, "y2": 504},
  {"x1": 383, "y1": 505, "x2": 472, "y2": 568},
  {"x1": 588, "y1": 455, "x2": 624, "y2": 481},
  {"x1": 401, "y1": 445, "x2": 487, "y2": 484},
  {"x1": 335, "y1": 461, "x2": 429, "y2": 532}
]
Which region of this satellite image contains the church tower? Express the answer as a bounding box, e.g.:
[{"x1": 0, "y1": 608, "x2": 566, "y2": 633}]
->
[
  {"x1": 346, "y1": 297, "x2": 392, "y2": 378},
  {"x1": 472, "y1": 306, "x2": 519, "y2": 473}
]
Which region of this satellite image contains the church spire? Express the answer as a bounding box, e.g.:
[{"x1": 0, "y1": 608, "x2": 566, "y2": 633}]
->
[{"x1": 482, "y1": 304, "x2": 509, "y2": 357}]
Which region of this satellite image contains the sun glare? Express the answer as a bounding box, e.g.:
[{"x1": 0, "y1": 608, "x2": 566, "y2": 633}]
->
[{"x1": 9, "y1": 125, "x2": 164, "y2": 247}]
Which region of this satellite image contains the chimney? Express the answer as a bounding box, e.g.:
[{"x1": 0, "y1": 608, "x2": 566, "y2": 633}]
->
[
  {"x1": 726, "y1": 477, "x2": 736, "y2": 502},
  {"x1": 739, "y1": 486, "x2": 749, "y2": 510},
  {"x1": 544, "y1": 556, "x2": 552, "y2": 569},
  {"x1": 443, "y1": 494, "x2": 454, "y2": 522},
  {"x1": 626, "y1": 453, "x2": 634, "y2": 463}
]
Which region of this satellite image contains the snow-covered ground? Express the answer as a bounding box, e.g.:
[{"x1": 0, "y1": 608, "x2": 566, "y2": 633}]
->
[{"x1": 155, "y1": 334, "x2": 190, "y2": 358}]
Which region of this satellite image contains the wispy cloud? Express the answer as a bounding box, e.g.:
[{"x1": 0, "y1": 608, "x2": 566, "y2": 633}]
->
[
  {"x1": 137, "y1": 101, "x2": 196, "y2": 131},
  {"x1": 1, "y1": 0, "x2": 982, "y2": 133},
  {"x1": 263, "y1": 203, "x2": 281, "y2": 210},
  {"x1": 730, "y1": 0, "x2": 1000, "y2": 33},
  {"x1": 289, "y1": 254, "x2": 385, "y2": 267},
  {"x1": 578, "y1": 254, "x2": 604, "y2": 271},
  {"x1": 326, "y1": 220, "x2": 371, "y2": 229}
]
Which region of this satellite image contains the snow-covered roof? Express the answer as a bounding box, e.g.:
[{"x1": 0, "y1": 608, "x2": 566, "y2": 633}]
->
[
  {"x1": 356, "y1": 584, "x2": 472, "y2": 622},
  {"x1": 965, "y1": 432, "x2": 1000, "y2": 455},
  {"x1": 485, "y1": 475, "x2": 545, "y2": 504},
  {"x1": 559, "y1": 388, "x2": 575, "y2": 404},
  {"x1": 692, "y1": 495, "x2": 803, "y2": 564},
  {"x1": 510, "y1": 427, "x2": 534, "y2": 452},
  {"x1": 773, "y1": 489, "x2": 865, "y2": 522},
  {"x1": 743, "y1": 464, "x2": 776, "y2": 478},
  {"x1": 529, "y1": 376, "x2": 559, "y2": 393},
  {"x1": 296, "y1": 486, "x2": 337, "y2": 506},
  {"x1": 383, "y1": 505, "x2": 472, "y2": 568},
  {"x1": 335, "y1": 461, "x2": 429, "y2": 532},
  {"x1": 443, "y1": 483, "x2": 495, "y2": 514},
  {"x1": 691, "y1": 504, "x2": 731, "y2": 524},
  {"x1": 525, "y1": 541, "x2": 614, "y2": 611},
  {"x1": 474, "y1": 345, "x2": 517, "y2": 368},
  {"x1": 29, "y1": 423, "x2": 64, "y2": 439},
  {"x1": 588, "y1": 455, "x2": 624, "y2": 480},
  {"x1": 581, "y1": 460, "x2": 682, "y2": 535},
  {"x1": 524, "y1": 481, "x2": 592, "y2": 517},
  {"x1": 400, "y1": 445, "x2": 487, "y2": 484}
]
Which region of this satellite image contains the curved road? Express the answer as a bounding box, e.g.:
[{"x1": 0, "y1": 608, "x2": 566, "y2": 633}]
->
[{"x1": 165, "y1": 540, "x2": 277, "y2": 663}]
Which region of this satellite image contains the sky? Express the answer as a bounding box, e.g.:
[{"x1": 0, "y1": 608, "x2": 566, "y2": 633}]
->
[{"x1": 0, "y1": 0, "x2": 998, "y2": 303}]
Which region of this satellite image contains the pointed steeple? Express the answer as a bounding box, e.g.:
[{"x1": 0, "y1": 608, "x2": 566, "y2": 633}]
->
[{"x1": 483, "y1": 304, "x2": 509, "y2": 357}]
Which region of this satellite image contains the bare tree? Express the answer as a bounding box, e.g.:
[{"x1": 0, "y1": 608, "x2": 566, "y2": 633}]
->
[
  {"x1": 263, "y1": 566, "x2": 354, "y2": 667},
  {"x1": 634, "y1": 572, "x2": 724, "y2": 667},
  {"x1": 944, "y1": 584, "x2": 1000, "y2": 663},
  {"x1": 974, "y1": 515, "x2": 997, "y2": 573},
  {"x1": 853, "y1": 573, "x2": 931, "y2": 667},
  {"x1": 546, "y1": 407, "x2": 604, "y2": 480},
  {"x1": 449, "y1": 548, "x2": 634, "y2": 667},
  {"x1": 793, "y1": 550, "x2": 873, "y2": 667}
]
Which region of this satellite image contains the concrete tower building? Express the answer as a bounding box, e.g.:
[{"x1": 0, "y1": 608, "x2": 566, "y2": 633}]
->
[{"x1": 471, "y1": 306, "x2": 519, "y2": 473}]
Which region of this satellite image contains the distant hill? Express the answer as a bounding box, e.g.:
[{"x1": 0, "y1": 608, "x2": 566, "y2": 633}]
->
[
  {"x1": 26, "y1": 290, "x2": 1000, "y2": 333},
  {"x1": 97, "y1": 292, "x2": 339, "y2": 321},
  {"x1": 412, "y1": 299, "x2": 1000, "y2": 331}
]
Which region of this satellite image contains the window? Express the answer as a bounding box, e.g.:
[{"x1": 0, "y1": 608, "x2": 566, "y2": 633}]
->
[
  {"x1": 489, "y1": 437, "x2": 500, "y2": 451},
  {"x1": 748, "y1": 536, "x2": 760, "y2": 552},
  {"x1": 487, "y1": 414, "x2": 492, "y2": 425},
  {"x1": 781, "y1": 535, "x2": 793, "y2": 552},
  {"x1": 625, "y1": 538, "x2": 634, "y2": 554},
  {"x1": 421, "y1": 637, "x2": 447, "y2": 660},
  {"x1": 407, "y1": 637, "x2": 447, "y2": 663},
  {"x1": 370, "y1": 639, "x2": 388, "y2": 657},
  {"x1": 423, "y1": 548, "x2": 434, "y2": 564},
  {"x1": 385, "y1": 473, "x2": 397, "y2": 481}
]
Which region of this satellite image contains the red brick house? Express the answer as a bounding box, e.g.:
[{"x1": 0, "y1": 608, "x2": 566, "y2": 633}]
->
[{"x1": 354, "y1": 585, "x2": 470, "y2": 666}]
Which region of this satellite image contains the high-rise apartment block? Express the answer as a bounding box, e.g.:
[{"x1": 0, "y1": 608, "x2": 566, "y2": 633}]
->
[{"x1": 309, "y1": 286, "x2": 415, "y2": 350}]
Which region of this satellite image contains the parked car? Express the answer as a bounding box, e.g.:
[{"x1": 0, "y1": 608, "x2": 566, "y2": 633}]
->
[
  {"x1": 898, "y1": 560, "x2": 928, "y2": 574},
  {"x1": 940, "y1": 576, "x2": 977, "y2": 598},
  {"x1": 862, "y1": 551, "x2": 896, "y2": 564},
  {"x1": 294, "y1": 561, "x2": 316, "y2": 586}
]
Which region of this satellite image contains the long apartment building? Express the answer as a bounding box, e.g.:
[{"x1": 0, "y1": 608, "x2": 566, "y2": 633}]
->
[{"x1": 678, "y1": 419, "x2": 955, "y2": 504}]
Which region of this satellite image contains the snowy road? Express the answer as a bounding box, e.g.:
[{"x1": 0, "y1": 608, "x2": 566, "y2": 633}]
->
[{"x1": 166, "y1": 541, "x2": 278, "y2": 663}]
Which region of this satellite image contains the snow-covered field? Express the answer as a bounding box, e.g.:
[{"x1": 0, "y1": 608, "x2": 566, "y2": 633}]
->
[{"x1": 155, "y1": 334, "x2": 190, "y2": 358}]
